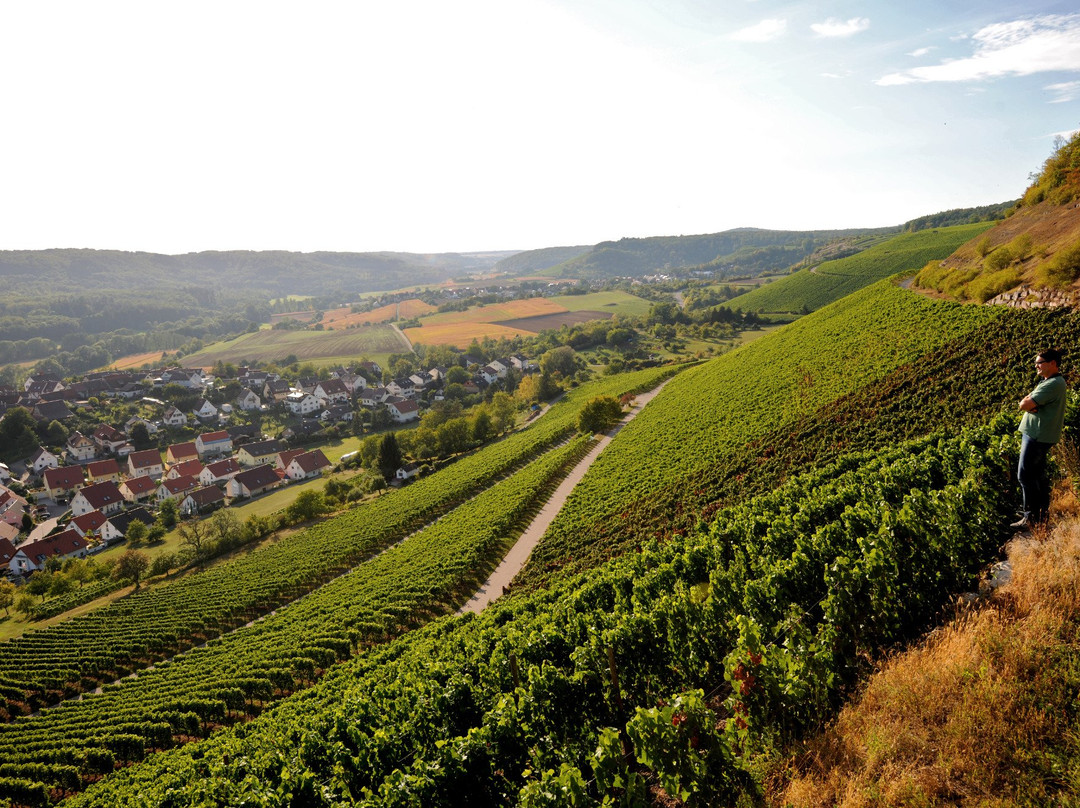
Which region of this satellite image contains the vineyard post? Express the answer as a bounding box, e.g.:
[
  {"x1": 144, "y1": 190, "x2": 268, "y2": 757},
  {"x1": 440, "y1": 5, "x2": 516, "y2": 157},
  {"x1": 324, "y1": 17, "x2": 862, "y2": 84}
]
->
[{"x1": 510, "y1": 653, "x2": 520, "y2": 690}]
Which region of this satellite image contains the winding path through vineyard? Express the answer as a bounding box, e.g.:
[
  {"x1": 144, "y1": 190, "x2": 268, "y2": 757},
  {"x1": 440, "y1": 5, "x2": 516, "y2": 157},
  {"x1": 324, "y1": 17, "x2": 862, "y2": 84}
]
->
[{"x1": 460, "y1": 380, "x2": 669, "y2": 613}]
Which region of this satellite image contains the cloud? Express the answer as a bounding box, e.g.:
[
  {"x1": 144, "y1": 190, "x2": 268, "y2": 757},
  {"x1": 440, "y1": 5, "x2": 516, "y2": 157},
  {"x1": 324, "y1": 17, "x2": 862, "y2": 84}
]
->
[
  {"x1": 877, "y1": 13, "x2": 1080, "y2": 86},
  {"x1": 1047, "y1": 80, "x2": 1080, "y2": 102},
  {"x1": 730, "y1": 18, "x2": 786, "y2": 42},
  {"x1": 907, "y1": 47, "x2": 932, "y2": 58},
  {"x1": 810, "y1": 17, "x2": 870, "y2": 38}
]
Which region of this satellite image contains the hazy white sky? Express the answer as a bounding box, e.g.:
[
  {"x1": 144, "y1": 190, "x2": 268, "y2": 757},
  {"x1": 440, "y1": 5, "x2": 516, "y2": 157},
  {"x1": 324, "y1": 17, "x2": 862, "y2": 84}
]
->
[{"x1": 2, "y1": 0, "x2": 1078, "y2": 254}]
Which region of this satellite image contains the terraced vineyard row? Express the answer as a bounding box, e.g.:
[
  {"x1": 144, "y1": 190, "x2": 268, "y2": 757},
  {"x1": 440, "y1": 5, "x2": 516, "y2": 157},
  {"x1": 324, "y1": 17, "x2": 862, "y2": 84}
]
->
[
  {"x1": 516, "y1": 281, "x2": 1002, "y2": 592},
  {"x1": 0, "y1": 367, "x2": 673, "y2": 712},
  {"x1": 64, "y1": 425, "x2": 1014, "y2": 806},
  {"x1": 0, "y1": 434, "x2": 596, "y2": 804},
  {"x1": 515, "y1": 304, "x2": 1078, "y2": 590}
]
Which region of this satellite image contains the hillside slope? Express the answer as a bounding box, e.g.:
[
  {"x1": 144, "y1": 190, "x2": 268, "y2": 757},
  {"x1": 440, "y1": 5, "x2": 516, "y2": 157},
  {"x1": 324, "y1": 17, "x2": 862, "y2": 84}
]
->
[{"x1": 722, "y1": 222, "x2": 994, "y2": 315}]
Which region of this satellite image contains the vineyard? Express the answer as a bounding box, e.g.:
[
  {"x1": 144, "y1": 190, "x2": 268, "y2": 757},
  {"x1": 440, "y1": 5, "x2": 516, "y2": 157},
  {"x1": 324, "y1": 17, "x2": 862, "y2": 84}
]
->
[
  {"x1": 61, "y1": 424, "x2": 1016, "y2": 806},
  {"x1": 513, "y1": 280, "x2": 1003, "y2": 591},
  {"x1": 0, "y1": 369, "x2": 672, "y2": 804},
  {"x1": 3, "y1": 272, "x2": 1073, "y2": 803},
  {"x1": 723, "y1": 222, "x2": 994, "y2": 314},
  {"x1": 181, "y1": 325, "x2": 410, "y2": 369}
]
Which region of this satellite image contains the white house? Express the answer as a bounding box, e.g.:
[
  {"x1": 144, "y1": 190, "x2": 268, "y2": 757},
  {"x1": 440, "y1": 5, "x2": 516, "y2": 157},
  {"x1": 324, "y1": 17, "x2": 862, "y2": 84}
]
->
[
  {"x1": 313, "y1": 379, "x2": 350, "y2": 406},
  {"x1": 14, "y1": 529, "x2": 88, "y2": 574},
  {"x1": 285, "y1": 392, "x2": 321, "y2": 416},
  {"x1": 100, "y1": 507, "x2": 155, "y2": 543},
  {"x1": 158, "y1": 475, "x2": 199, "y2": 502},
  {"x1": 128, "y1": 449, "x2": 164, "y2": 480},
  {"x1": 28, "y1": 447, "x2": 59, "y2": 475},
  {"x1": 387, "y1": 399, "x2": 420, "y2": 423},
  {"x1": 200, "y1": 457, "x2": 242, "y2": 487},
  {"x1": 70, "y1": 480, "x2": 125, "y2": 517},
  {"x1": 235, "y1": 388, "x2": 262, "y2": 411},
  {"x1": 163, "y1": 406, "x2": 188, "y2": 427},
  {"x1": 192, "y1": 399, "x2": 218, "y2": 420},
  {"x1": 284, "y1": 449, "x2": 331, "y2": 481},
  {"x1": 194, "y1": 430, "x2": 233, "y2": 458},
  {"x1": 119, "y1": 475, "x2": 157, "y2": 504},
  {"x1": 237, "y1": 439, "x2": 285, "y2": 467},
  {"x1": 180, "y1": 486, "x2": 226, "y2": 516},
  {"x1": 65, "y1": 431, "x2": 97, "y2": 462}
]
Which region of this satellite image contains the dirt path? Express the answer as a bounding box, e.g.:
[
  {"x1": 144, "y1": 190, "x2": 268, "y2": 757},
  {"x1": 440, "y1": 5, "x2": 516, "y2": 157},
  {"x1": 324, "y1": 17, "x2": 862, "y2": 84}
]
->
[{"x1": 460, "y1": 380, "x2": 670, "y2": 614}]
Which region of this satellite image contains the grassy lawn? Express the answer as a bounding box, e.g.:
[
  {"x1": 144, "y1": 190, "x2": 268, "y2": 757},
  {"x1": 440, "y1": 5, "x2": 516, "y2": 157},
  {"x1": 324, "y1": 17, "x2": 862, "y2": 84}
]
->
[
  {"x1": 554, "y1": 290, "x2": 652, "y2": 317},
  {"x1": 183, "y1": 324, "x2": 409, "y2": 368}
]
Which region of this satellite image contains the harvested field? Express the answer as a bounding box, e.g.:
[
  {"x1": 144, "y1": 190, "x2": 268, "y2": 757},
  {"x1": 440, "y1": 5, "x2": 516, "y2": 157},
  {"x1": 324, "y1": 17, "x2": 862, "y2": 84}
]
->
[
  {"x1": 184, "y1": 324, "x2": 409, "y2": 367},
  {"x1": 104, "y1": 351, "x2": 167, "y2": 370},
  {"x1": 419, "y1": 298, "x2": 568, "y2": 327},
  {"x1": 495, "y1": 310, "x2": 613, "y2": 331},
  {"x1": 322, "y1": 298, "x2": 437, "y2": 328},
  {"x1": 270, "y1": 310, "x2": 318, "y2": 325},
  {"x1": 402, "y1": 322, "x2": 537, "y2": 347}
]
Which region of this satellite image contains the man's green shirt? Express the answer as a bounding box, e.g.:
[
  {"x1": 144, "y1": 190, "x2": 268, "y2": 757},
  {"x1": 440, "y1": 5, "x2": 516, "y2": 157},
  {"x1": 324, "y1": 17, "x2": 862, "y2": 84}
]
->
[{"x1": 1019, "y1": 374, "x2": 1067, "y2": 444}]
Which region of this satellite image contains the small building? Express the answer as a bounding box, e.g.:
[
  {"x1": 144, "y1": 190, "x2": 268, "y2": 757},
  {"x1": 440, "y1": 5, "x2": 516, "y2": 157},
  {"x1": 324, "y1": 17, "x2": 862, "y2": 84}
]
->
[
  {"x1": 92, "y1": 424, "x2": 128, "y2": 453},
  {"x1": 192, "y1": 399, "x2": 218, "y2": 420},
  {"x1": 285, "y1": 392, "x2": 321, "y2": 416},
  {"x1": 200, "y1": 457, "x2": 242, "y2": 487},
  {"x1": 65, "y1": 431, "x2": 97, "y2": 462},
  {"x1": 70, "y1": 509, "x2": 108, "y2": 539},
  {"x1": 236, "y1": 388, "x2": 262, "y2": 411},
  {"x1": 237, "y1": 439, "x2": 285, "y2": 467},
  {"x1": 42, "y1": 465, "x2": 85, "y2": 500},
  {"x1": 395, "y1": 462, "x2": 421, "y2": 482},
  {"x1": 119, "y1": 475, "x2": 158, "y2": 504},
  {"x1": 387, "y1": 399, "x2": 420, "y2": 423},
  {"x1": 166, "y1": 442, "x2": 199, "y2": 465},
  {"x1": 162, "y1": 406, "x2": 188, "y2": 428},
  {"x1": 71, "y1": 480, "x2": 125, "y2": 517},
  {"x1": 158, "y1": 475, "x2": 199, "y2": 503},
  {"x1": 284, "y1": 449, "x2": 331, "y2": 481},
  {"x1": 28, "y1": 447, "x2": 60, "y2": 476},
  {"x1": 179, "y1": 486, "x2": 226, "y2": 516},
  {"x1": 194, "y1": 430, "x2": 233, "y2": 458},
  {"x1": 128, "y1": 449, "x2": 165, "y2": 480},
  {"x1": 227, "y1": 465, "x2": 281, "y2": 499},
  {"x1": 86, "y1": 458, "x2": 123, "y2": 484},
  {"x1": 166, "y1": 459, "x2": 205, "y2": 481},
  {"x1": 101, "y1": 507, "x2": 155, "y2": 544}
]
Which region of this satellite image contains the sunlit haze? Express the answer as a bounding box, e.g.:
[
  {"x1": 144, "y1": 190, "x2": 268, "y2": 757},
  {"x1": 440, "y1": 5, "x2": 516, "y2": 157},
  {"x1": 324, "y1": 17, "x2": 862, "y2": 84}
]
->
[{"x1": 2, "y1": 0, "x2": 1078, "y2": 254}]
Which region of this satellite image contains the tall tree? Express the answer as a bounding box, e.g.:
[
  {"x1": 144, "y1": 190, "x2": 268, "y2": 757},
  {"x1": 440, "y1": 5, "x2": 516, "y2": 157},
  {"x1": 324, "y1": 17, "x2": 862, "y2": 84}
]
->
[{"x1": 377, "y1": 432, "x2": 403, "y2": 479}]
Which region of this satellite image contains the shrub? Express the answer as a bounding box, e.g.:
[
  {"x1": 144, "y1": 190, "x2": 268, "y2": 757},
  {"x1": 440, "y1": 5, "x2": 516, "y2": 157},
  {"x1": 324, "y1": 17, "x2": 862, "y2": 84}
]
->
[
  {"x1": 1035, "y1": 242, "x2": 1080, "y2": 288},
  {"x1": 975, "y1": 237, "x2": 993, "y2": 257},
  {"x1": 984, "y1": 246, "x2": 1014, "y2": 272},
  {"x1": 1009, "y1": 233, "x2": 1034, "y2": 261},
  {"x1": 968, "y1": 268, "x2": 1022, "y2": 303}
]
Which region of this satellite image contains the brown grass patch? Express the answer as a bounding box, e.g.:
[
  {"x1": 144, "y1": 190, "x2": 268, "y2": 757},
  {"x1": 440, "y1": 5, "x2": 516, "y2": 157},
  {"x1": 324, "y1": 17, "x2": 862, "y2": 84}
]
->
[
  {"x1": 494, "y1": 310, "x2": 613, "y2": 332},
  {"x1": 105, "y1": 351, "x2": 167, "y2": 370},
  {"x1": 401, "y1": 322, "x2": 538, "y2": 348},
  {"x1": 771, "y1": 516, "x2": 1080, "y2": 807},
  {"x1": 321, "y1": 298, "x2": 437, "y2": 328},
  {"x1": 419, "y1": 298, "x2": 569, "y2": 327}
]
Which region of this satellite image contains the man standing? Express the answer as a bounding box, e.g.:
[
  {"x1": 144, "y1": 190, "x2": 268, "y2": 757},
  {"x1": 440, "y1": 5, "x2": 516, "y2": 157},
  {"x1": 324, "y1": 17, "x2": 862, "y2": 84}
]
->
[{"x1": 1014, "y1": 348, "x2": 1067, "y2": 529}]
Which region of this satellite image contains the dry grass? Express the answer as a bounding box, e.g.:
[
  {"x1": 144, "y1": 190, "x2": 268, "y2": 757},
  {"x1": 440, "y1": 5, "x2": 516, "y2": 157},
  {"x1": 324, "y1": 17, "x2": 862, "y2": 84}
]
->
[{"x1": 771, "y1": 507, "x2": 1080, "y2": 807}]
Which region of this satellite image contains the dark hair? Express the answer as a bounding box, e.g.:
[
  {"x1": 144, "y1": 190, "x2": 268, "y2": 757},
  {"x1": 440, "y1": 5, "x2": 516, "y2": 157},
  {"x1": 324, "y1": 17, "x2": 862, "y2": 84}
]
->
[{"x1": 1038, "y1": 348, "x2": 1063, "y2": 365}]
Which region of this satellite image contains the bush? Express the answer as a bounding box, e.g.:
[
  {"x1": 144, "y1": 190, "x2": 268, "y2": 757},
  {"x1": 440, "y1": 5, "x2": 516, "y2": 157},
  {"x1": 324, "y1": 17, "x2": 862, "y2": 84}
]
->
[
  {"x1": 984, "y1": 246, "x2": 1014, "y2": 272},
  {"x1": 975, "y1": 236, "x2": 993, "y2": 257},
  {"x1": 968, "y1": 268, "x2": 1022, "y2": 303},
  {"x1": 1035, "y1": 242, "x2": 1080, "y2": 288}
]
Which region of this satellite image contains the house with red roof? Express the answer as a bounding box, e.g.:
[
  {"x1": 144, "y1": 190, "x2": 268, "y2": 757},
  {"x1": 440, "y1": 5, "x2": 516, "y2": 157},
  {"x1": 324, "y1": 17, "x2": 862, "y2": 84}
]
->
[
  {"x1": 166, "y1": 442, "x2": 199, "y2": 465},
  {"x1": 166, "y1": 459, "x2": 204, "y2": 481},
  {"x1": 70, "y1": 509, "x2": 108, "y2": 539},
  {"x1": 227, "y1": 465, "x2": 281, "y2": 499},
  {"x1": 43, "y1": 466, "x2": 85, "y2": 500},
  {"x1": 15, "y1": 529, "x2": 89, "y2": 574},
  {"x1": 199, "y1": 457, "x2": 241, "y2": 487},
  {"x1": 194, "y1": 430, "x2": 233, "y2": 458},
  {"x1": 86, "y1": 458, "x2": 122, "y2": 484},
  {"x1": 65, "y1": 430, "x2": 97, "y2": 462},
  {"x1": 387, "y1": 399, "x2": 420, "y2": 423},
  {"x1": 127, "y1": 449, "x2": 164, "y2": 480},
  {"x1": 71, "y1": 480, "x2": 125, "y2": 517},
  {"x1": 119, "y1": 475, "x2": 157, "y2": 504},
  {"x1": 158, "y1": 475, "x2": 199, "y2": 503},
  {"x1": 92, "y1": 424, "x2": 128, "y2": 454},
  {"x1": 284, "y1": 449, "x2": 332, "y2": 481}
]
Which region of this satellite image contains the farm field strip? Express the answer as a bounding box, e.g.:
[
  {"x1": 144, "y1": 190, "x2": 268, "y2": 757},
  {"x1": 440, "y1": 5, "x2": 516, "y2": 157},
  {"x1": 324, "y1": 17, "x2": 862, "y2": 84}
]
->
[{"x1": 182, "y1": 324, "x2": 409, "y2": 367}]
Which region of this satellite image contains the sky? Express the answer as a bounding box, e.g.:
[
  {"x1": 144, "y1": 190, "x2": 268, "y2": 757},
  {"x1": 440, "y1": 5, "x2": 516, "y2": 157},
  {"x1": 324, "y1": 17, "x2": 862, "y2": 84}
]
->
[{"x1": 1, "y1": 0, "x2": 1079, "y2": 255}]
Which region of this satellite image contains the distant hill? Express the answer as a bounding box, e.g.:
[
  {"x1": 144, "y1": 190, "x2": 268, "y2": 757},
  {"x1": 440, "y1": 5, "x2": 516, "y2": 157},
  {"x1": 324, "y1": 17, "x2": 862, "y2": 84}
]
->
[
  {"x1": 538, "y1": 227, "x2": 899, "y2": 280},
  {"x1": 494, "y1": 245, "x2": 591, "y2": 275},
  {"x1": 0, "y1": 248, "x2": 517, "y2": 300}
]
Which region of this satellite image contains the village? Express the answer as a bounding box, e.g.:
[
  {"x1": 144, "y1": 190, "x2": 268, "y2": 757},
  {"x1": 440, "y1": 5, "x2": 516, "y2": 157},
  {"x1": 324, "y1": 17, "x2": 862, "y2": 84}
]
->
[{"x1": 0, "y1": 352, "x2": 540, "y2": 580}]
